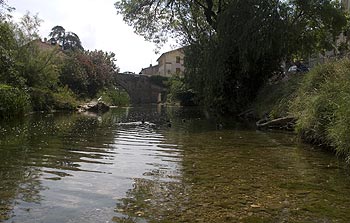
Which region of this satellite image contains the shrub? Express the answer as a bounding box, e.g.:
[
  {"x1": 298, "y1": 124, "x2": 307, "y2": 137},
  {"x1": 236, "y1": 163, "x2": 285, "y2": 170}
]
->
[
  {"x1": 52, "y1": 86, "x2": 79, "y2": 110},
  {"x1": 290, "y1": 59, "x2": 350, "y2": 158},
  {"x1": 29, "y1": 87, "x2": 55, "y2": 111},
  {"x1": 0, "y1": 84, "x2": 30, "y2": 118},
  {"x1": 167, "y1": 76, "x2": 196, "y2": 105}
]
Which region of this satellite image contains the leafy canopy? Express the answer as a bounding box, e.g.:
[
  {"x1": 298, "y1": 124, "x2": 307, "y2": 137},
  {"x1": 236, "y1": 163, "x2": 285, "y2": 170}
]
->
[{"x1": 116, "y1": 0, "x2": 347, "y2": 113}]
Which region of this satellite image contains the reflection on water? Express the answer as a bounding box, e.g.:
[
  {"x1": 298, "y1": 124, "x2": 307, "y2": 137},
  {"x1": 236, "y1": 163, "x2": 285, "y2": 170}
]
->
[{"x1": 1, "y1": 106, "x2": 350, "y2": 222}]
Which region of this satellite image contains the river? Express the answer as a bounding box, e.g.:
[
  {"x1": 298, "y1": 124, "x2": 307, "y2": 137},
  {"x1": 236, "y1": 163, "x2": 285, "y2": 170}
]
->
[{"x1": 0, "y1": 106, "x2": 350, "y2": 223}]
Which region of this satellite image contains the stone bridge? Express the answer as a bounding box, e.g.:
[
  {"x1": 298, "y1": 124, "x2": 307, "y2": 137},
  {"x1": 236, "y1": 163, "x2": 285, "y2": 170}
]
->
[{"x1": 114, "y1": 73, "x2": 167, "y2": 104}]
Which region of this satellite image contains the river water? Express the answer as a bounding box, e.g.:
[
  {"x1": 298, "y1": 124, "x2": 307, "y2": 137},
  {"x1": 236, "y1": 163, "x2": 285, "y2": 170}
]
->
[{"x1": 1, "y1": 106, "x2": 350, "y2": 223}]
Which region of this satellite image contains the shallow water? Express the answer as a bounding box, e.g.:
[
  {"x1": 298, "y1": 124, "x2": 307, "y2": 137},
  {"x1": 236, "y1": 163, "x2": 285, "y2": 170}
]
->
[{"x1": 1, "y1": 106, "x2": 350, "y2": 223}]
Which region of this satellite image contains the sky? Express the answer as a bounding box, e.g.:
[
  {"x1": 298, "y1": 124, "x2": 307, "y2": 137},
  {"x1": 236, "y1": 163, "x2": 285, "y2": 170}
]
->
[{"x1": 7, "y1": 0, "x2": 175, "y2": 73}]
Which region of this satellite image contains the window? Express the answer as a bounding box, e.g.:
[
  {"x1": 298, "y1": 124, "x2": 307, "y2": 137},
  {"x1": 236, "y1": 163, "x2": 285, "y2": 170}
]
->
[{"x1": 176, "y1": 56, "x2": 181, "y2": 63}]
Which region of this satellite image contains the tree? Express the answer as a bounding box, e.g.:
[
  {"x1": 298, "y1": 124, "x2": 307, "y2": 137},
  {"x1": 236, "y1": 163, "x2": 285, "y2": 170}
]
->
[
  {"x1": 63, "y1": 32, "x2": 83, "y2": 51},
  {"x1": 49, "y1": 25, "x2": 65, "y2": 45},
  {"x1": 49, "y1": 25, "x2": 83, "y2": 51},
  {"x1": 0, "y1": 20, "x2": 23, "y2": 86},
  {"x1": 0, "y1": 0, "x2": 14, "y2": 20},
  {"x1": 116, "y1": 0, "x2": 347, "y2": 114},
  {"x1": 19, "y1": 12, "x2": 42, "y2": 42},
  {"x1": 60, "y1": 50, "x2": 119, "y2": 98},
  {"x1": 115, "y1": 0, "x2": 224, "y2": 46}
]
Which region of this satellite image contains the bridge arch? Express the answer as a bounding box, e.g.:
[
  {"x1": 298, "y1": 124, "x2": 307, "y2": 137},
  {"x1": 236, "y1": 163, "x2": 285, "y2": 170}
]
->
[{"x1": 114, "y1": 74, "x2": 167, "y2": 104}]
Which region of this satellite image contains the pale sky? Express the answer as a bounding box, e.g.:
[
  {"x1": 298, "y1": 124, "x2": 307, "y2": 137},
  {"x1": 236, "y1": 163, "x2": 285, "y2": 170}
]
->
[{"x1": 8, "y1": 0, "x2": 175, "y2": 73}]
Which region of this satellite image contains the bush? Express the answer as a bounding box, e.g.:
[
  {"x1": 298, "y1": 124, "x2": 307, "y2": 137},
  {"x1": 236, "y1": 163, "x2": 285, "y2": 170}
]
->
[
  {"x1": 167, "y1": 76, "x2": 196, "y2": 105},
  {"x1": 97, "y1": 88, "x2": 130, "y2": 106},
  {"x1": 290, "y1": 59, "x2": 350, "y2": 158},
  {"x1": 52, "y1": 86, "x2": 79, "y2": 110},
  {"x1": 0, "y1": 84, "x2": 30, "y2": 118},
  {"x1": 29, "y1": 87, "x2": 55, "y2": 111}
]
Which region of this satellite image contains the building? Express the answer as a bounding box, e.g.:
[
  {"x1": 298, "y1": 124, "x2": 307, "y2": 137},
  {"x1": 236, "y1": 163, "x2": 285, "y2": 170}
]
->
[
  {"x1": 140, "y1": 47, "x2": 185, "y2": 77},
  {"x1": 156, "y1": 48, "x2": 185, "y2": 77},
  {"x1": 140, "y1": 64, "x2": 159, "y2": 76}
]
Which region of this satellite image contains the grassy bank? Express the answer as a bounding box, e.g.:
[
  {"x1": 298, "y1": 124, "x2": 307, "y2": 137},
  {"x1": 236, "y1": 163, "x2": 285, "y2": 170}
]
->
[{"x1": 252, "y1": 59, "x2": 350, "y2": 160}]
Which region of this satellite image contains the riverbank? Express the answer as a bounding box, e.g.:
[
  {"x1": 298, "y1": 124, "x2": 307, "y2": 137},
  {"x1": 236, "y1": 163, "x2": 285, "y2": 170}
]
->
[{"x1": 250, "y1": 58, "x2": 350, "y2": 160}]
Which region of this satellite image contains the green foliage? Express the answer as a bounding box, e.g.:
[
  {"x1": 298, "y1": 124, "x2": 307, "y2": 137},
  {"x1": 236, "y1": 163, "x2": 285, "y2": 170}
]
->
[
  {"x1": 16, "y1": 42, "x2": 61, "y2": 89},
  {"x1": 16, "y1": 11, "x2": 42, "y2": 44},
  {"x1": 166, "y1": 76, "x2": 196, "y2": 106},
  {"x1": 28, "y1": 87, "x2": 55, "y2": 111},
  {"x1": 52, "y1": 86, "x2": 79, "y2": 110},
  {"x1": 290, "y1": 59, "x2": 350, "y2": 158},
  {"x1": 252, "y1": 75, "x2": 303, "y2": 119},
  {"x1": 61, "y1": 50, "x2": 118, "y2": 98},
  {"x1": 49, "y1": 25, "x2": 83, "y2": 51},
  {"x1": 284, "y1": 0, "x2": 347, "y2": 58},
  {"x1": 29, "y1": 86, "x2": 78, "y2": 112},
  {"x1": 0, "y1": 9, "x2": 121, "y2": 117},
  {"x1": 97, "y1": 88, "x2": 130, "y2": 106},
  {"x1": 0, "y1": 84, "x2": 29, "y2": 118},
  {"x1": 186, "y1": 0, "x2": 286, "y2": 113},
  {"x1": 116, "y1": 0, "x2": 347, "y2": 114},
  {"x1": 0, "y1": 21, "x2": 24, "y2": 86},
  {"x1": 0, "y1": 0, "x2": 14, "y2": 20}
]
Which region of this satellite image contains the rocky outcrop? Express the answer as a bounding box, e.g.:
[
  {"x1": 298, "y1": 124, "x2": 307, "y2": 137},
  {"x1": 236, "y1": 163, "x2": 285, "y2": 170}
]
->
[{"x1": 77, "y1": 101, "x2": 110, "y2": 113}]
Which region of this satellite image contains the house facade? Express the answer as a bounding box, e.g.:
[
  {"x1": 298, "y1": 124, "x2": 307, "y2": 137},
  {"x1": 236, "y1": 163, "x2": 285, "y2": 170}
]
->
[
  {"x1": 157, "y1": 48, "x2": 185, "y2": 77},
  {"x1": 140, "y1": 64, "x2": 159, "y2": 76},
  {"x1": 140, "y1": 48, "x2": 185, "y2": 77}
]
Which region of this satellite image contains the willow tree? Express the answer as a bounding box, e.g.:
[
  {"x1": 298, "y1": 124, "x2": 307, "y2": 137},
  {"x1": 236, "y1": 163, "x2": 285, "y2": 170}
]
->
[
  {"x1": 116, "y1": 0, "x2": 347, "y2": 113},
  {"x1": 115, "y1": 0, "x2": 225, "y2": 46}
]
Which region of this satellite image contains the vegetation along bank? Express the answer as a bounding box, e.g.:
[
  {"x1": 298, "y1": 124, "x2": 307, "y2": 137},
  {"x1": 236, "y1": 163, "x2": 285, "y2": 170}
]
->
[
  {"x1": 0, "y1": 10, "x2": 129, "y2": 119},
  {"x1": 251, "y1": 59, "x2": 350, "y2": 161}
]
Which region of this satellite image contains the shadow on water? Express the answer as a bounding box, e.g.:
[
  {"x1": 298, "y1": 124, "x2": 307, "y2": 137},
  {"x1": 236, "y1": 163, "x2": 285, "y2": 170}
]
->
[{"x1": 0, "y1": 106, "x2": 350, "y2": 222}]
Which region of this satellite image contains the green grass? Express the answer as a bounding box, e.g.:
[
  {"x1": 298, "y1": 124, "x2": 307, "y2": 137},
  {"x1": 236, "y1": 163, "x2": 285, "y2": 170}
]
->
[
  {"x1": 252, "y1": 59, "x2": 350, "y2": 160},
  {"x1": 290, "y1": 59, "x2": 350, "y2": 159}
]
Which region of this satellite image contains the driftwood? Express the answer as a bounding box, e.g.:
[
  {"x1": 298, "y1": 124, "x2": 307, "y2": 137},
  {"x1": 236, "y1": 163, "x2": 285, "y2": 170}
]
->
[
  {"x1": 256, "y1": 116, "x2": 296, "y2": 130},
  {"x1": 238, "y1": 109, "x2": 255, "y2": 119},
  {"x1": 77, "y1": 101, "x2": 110, "y2": 113}
]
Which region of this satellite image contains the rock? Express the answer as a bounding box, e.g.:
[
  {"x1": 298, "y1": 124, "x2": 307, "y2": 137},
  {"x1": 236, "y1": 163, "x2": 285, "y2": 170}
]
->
[{"x1": 77, "y1": 101, "x2": 110, "y2": 113}]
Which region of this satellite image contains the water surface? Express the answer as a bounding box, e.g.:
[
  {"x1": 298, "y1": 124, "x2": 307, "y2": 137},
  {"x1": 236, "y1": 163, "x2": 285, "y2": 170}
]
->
[{"x1": 1, "y1": 106, "x2": 350, "y2": 222}]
